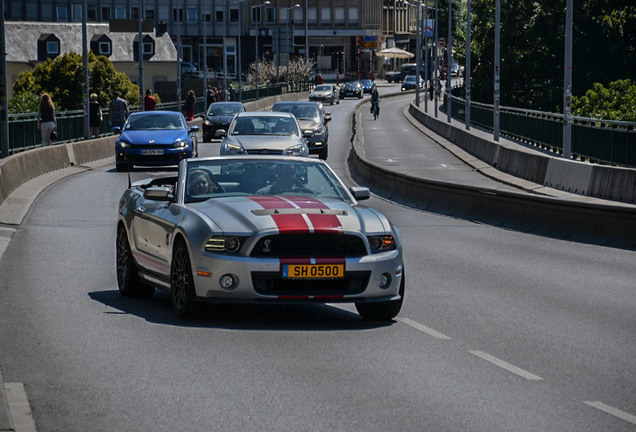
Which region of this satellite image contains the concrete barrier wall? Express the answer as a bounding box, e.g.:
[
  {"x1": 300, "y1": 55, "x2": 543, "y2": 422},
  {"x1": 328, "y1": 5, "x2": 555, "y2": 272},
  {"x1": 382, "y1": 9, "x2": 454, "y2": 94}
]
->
[
  {"x1": 407, "y1": 103, "x2": 636, "y2": 204},
  {"x1": 0, "y1": 92, "x2": 310, "y2": 207}
]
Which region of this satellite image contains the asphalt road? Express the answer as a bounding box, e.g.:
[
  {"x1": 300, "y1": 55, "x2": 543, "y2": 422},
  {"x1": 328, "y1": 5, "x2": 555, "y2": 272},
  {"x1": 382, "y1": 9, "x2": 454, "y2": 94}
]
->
[{"x1": 0, "y1": 85, "x2": 635, "y2": 431}]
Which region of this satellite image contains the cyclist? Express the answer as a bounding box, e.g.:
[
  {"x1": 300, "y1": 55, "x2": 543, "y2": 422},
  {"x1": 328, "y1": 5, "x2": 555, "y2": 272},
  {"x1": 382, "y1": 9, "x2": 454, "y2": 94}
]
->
[{"x1": 370, "y1": 87, "x2": 380, "y2": 118}]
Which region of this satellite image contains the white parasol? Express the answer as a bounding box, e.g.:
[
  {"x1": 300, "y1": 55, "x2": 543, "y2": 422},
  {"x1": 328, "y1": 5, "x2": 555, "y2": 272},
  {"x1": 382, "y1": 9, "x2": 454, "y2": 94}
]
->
[{"x1": 377, "y1": 47, "x2": 415, "y2": 59}]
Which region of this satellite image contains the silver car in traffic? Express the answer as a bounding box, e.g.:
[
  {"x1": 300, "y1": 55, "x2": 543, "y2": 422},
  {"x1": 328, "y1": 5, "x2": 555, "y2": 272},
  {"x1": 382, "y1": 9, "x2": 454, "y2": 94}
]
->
[{"x1": 217, "y1": 111, "x2": 309, "y2": 157}]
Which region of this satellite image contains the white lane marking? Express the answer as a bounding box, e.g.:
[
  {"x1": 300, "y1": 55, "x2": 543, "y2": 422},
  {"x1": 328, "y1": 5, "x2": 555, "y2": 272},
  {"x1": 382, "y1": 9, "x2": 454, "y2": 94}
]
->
[
  {"x1": 469, "y1": 351, "x2": 543, "y2": 381},
  {"x1": 398, "y1": 318, "x2": 452, "y2": 339},
  {"x1": 5, "y1": 382, "x2": 37, "y2": 432},
  {"x1": 583, "y1": 401, "x2": 636, "y2": 425}
]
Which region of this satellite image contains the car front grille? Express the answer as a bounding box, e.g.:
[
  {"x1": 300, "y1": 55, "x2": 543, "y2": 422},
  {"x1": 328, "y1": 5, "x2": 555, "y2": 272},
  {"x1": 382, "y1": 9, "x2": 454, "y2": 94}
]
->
[
  {"x1": 250, "y1": 233, "x2": 367, "y2": 258},
  {"x1": 251, "y1": 271, "x2": 370, "y2": 296},
  {"x1": 245, "y1": 149, "x2": 284, "y2": 155}
]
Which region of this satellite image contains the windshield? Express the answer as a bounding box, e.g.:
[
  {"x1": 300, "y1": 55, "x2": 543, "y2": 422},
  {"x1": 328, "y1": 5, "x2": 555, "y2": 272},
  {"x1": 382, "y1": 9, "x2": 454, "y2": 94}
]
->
[
  {"x1": 314, "y1": 85, "x2": 332, "y2": 92},
  {"x1": 184, "y1": 159, "x2": 350, "y2": 203},
  {"x1": 272, "y1": 104, "x2": 320, "y2": 121},
  {"x1": 124, "y1": 113, "x2": 184, "y2": 130},
  {"x1": 207, "y1": 104, "x2": 244, "y2": 116},
  {"x1": 229, "y1": 116, "x2": 300, "y2": 136}
]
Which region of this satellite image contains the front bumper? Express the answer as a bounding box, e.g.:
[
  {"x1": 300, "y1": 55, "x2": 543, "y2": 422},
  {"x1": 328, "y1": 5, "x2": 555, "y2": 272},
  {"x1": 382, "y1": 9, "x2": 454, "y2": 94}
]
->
[{"x1": 190, "y1": 250, "x2": 403, "y2": 303}]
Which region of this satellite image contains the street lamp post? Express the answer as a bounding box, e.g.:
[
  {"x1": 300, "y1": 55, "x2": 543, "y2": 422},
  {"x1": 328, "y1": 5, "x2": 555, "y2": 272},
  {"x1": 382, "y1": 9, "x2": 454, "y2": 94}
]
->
[
  {"x1": 433, "y1": 0, "x2": 439, "y2": 116},
  {"x1": 255, "y1": 1, "x2": 271, "y2": 100},
  {"x1": 284, "y1": 4, "x2": 301, "y2": 90},
  {"x1": 304, "y1": 0, "x2": 308, "y2": 63},
  {"x1": 446, "y1": 0, "x2": 452, "y2": 123}
]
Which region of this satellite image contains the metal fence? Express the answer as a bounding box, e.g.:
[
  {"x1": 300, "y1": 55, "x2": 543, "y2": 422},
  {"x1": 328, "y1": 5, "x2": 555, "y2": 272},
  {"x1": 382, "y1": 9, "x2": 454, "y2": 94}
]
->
[
  {"x1": 4, "y1": 80, "x2": 312, "y2": 156},
  {"x1": 446, "y1": 89, "x2": 636, "y2": 167}
]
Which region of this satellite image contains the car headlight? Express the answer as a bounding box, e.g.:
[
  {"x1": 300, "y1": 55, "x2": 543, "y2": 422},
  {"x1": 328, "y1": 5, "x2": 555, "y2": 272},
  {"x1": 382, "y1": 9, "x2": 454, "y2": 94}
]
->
[
  {"x1": 205, "y1": 236, "x2": 244, "y2": 253},
  {"x1": 172, "y1": 139, "x2": 188, "y2": 148},
  {"x1": 203, "y1": 119, "x2": 212, "y2": 126},
  {"x1": 118, "y1": 140, "x2": 132, "y2": 149},
  {"x1": 224, "y1": 142, "x2": 244, "y2": 154},
  {"x1": 285, "y1": 144, "x2": 304, "y2": 156},
  {"x1": 368, "y1": 235, "x2": 396, "y2": 253},
  {"x1": 312, "y1": 125, "x2": 326, "y2": 136}
]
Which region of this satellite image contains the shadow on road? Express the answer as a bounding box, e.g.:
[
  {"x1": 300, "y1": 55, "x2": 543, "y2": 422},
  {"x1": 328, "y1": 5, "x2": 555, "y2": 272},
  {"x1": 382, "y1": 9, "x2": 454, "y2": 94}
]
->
[{"x1": 88, "y1": 289, "x2": 394, "y2": 331}]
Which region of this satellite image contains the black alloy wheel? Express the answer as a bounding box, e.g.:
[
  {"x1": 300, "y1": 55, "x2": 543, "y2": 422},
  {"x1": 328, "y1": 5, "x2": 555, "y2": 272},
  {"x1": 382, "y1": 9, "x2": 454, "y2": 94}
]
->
[
  {"x1": 170, "y1": 239, "x2": 198, "y2": 318},
  {"x1": 116, "y1": 225, "x2": 154, "y2": 297}
]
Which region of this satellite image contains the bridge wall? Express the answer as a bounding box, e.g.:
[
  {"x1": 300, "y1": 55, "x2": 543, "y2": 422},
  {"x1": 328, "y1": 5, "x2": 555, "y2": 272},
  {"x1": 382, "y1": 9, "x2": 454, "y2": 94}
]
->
[{"x1": 408, "y1": 103, "x2": 636, "y2": 204}]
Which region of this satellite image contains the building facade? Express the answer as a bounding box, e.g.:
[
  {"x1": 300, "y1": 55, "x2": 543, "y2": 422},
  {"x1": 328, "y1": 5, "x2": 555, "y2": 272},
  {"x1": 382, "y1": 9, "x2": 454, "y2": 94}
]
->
[{"x1": 4, "y1": 0, "x2": 417, "y2": 81}]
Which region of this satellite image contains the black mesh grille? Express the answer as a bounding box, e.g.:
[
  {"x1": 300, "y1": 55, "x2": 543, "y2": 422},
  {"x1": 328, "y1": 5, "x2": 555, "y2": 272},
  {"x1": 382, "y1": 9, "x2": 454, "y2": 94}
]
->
[
  {"x1": 252, "y1": 271, "x2": 370, "y2": 296},
  {"x1": 250, "y1": 234, "x2": 367, "y2": 258}
]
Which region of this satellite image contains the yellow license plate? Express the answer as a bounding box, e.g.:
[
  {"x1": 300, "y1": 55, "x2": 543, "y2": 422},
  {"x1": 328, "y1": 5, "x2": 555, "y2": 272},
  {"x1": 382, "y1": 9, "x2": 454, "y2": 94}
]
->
[{"x1": 283, "y1": 264, "x2": 345, "y2": 279}]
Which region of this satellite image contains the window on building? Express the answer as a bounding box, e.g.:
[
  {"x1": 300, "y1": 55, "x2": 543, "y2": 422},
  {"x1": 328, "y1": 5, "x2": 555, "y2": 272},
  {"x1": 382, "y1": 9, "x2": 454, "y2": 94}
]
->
[
  {"x1": 320, "y1": 7, "x2": 330, "y2": 24},
  {"x1": 266, "y1": 8, "x2": 275, "y2": 24},
  {"x1": 173, "y1": 7, "x2": 183, "y2": 23},
  {"x1": 26, "y1": 2, "x2": 38, "y2": 20},
  {"x1": 215, "y1": 9, "x2": 224, "y2": 23},
  {"x1": 87, "y1": 5, "x2": 97, "y2": 21},
  {"x1": 47, "y1": 40, "x2": 60, "y2": 55},
  {"x1": 143, "y1": 41, "x2": 154, "y2": 55},
  {"x1": 187, "y1": 7, "x2": 197, "y2": 23},
  {"x1": 9, "y1": 1, "x2": 22, "y2": 19},
  {"x1": 71, "y1": 4, "x2": 82, "y2": 21},
  {"x1": 145, "y1": 8, "x2": 154, "y2": 19},
  {"x1": 158, "y1": 6, "x2": 169, "y2": 22},
  {"x1": 42, "y1": 4, "x2": 54, "y2": 20},
  {"x1": 131, "y1": 7, "x2": 139, "y2": 19},
  {"x1": 115, "y1": 7, "x2": 126, "y2": 19},
  {"x1": 349, "y1": 7, "x2": 358, "y2": 24},
  {"x1": 335, "y1": 7, "x2": 344, "y2": 24},
  {"x1": 251, "y1": 6, "x2": 262, "y2": 24},
  {"x1": 56, "y1": 6, "x2": 68, "y2": 21},
  {"x1": 203, "y1": 7, "x2": 212, "y2": 23},
  {"x1": 280, "y1": 8, "x2": 290, "y2": 23},
  {"x1": 101, "y1": 6, "x2": 111, "y2": 20},
  {"x1": 99, "y1": 41, "x2": 111, "y2": 55},
  {"x1": 230, "y1": 8, "x2": 239, "y2": 23},
  {"x1": 308, "y1": 7, "x2": 317, "y2": 24}
]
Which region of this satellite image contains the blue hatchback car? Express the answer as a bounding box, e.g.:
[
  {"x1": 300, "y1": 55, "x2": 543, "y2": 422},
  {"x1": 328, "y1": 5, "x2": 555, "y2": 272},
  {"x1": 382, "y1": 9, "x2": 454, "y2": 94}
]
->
[{"x1": 114, "y1": 111, "x2": 199, "y2": 172}]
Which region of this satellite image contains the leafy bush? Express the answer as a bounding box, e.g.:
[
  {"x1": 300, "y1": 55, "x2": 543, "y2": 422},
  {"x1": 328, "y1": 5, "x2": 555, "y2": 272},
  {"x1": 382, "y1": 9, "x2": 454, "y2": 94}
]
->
[{"x1": 572, "y1": 79, "x2": 636, "y2": 122}]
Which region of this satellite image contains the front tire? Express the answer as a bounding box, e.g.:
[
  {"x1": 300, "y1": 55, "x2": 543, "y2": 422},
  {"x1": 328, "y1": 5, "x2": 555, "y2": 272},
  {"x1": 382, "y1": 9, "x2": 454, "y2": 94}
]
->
[
  {"x1": 116, "y1": 225, "x2": 154, "y2": 297},
  {"x1": 355, "y1": 270, "x2": 405, "y2": 321},
  {"x1": 170, "y1": 239, "x2": 198, "y2": 318}
]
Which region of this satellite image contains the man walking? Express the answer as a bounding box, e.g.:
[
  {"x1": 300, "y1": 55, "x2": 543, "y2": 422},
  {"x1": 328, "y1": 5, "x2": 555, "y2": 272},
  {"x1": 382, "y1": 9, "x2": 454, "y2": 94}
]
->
[{"x1": 109, "y1": 91, "x2": 130, "y2": 129}]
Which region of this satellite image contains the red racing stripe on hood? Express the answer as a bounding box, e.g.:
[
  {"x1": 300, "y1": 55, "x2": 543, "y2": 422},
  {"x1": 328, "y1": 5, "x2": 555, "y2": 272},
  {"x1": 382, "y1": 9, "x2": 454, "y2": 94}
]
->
[
  {"x1": 284, "y1": 196, "x2": 343, "y2": 233},
  {"x1": 249, "y1": 196, "x2": 310, "y2": 233}
]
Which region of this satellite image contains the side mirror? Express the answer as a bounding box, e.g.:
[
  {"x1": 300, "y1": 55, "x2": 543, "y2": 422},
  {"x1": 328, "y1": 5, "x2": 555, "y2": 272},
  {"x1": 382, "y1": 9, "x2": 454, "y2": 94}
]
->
[
  {"x1": 324, "y1": 114, "x2": 332, "y2": 122},
  {"x1": 303, "y1": 130, "x2": 313, "y2": 138},
  {"x1": 350, "y1": 186, "x2": 370, "y2": 201},
  {"x1": 189, "y1": 125, "x2": 200, "y2": 133},
  {"x1": 143, "y1": 186, "x2": 174, "y2": 202},
  {"x1": 112, "y1": 126, "x2": 122, "y2": 135},
  {"x1": 215, "y1": 129, "x2": 227, "y2": 138}
]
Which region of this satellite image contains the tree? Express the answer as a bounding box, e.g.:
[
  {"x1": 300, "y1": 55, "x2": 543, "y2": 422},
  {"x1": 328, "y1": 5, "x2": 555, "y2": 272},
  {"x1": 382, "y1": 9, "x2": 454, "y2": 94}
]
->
[
  {"x1": 467, "y1": 0, "x2": 636, "y2": 112},
  {"x1": 572, "y1": 79, "x2": 636, "y2": 121},
  {"x1": 12, "y1": 52, "x2": 138, "y2": 112}
]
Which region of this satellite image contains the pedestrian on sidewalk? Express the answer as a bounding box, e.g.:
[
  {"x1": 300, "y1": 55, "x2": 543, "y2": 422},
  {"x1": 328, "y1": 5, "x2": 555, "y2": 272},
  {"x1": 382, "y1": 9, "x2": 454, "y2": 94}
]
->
[
  {"x1": 144, "y1": 89, "x2": 157, "y2": 111},
  {"x1": 184, "y1": 90, "x2": 196, "y2": 121},
  {"x1": 109, "y1": 91, "x2": 130, "y2": 129},
  {"x1": 36, "y1": 93, "x2": 57, "y2": 146},
  {"x1": 89, "y1": 93, "x2": 102, "y2": 138}
]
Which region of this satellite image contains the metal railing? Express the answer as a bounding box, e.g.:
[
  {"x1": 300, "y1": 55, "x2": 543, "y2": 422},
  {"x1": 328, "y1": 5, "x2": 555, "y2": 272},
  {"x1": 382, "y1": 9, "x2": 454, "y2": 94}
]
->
[
  {"x1": 445, "y1": 88, "x2": 636, "y2": 167},
  {"x1": 4, "y1": 80, "x2": 312, "y2": 156}
]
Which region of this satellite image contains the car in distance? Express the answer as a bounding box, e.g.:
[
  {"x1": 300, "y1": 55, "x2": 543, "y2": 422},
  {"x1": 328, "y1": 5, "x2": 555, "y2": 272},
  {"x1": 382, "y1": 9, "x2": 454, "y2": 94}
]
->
[
  {"x1": 309, "y1": 84, "x2": 339, "y2": 105},
  {"x1": 272, "y1": 101, "x2": 330, "y2": 160},
  {"x1": 358, "y1": 79, "x2": 376, "y2": 94},
  {"x1": 385, "y1": 63, "x2": 415, "y2": 83},
  {"x1": 116, "y1": 156, "x2": 405, "y2": 320},
  {"x1": 201, "y1": 101, "x2": 246, "y2": 142},
  {"x1": 339, "y1": 81, "x2": 363, "y2": 99},
  {"x1": 217, "y1": 111, "x2": 309, "y2": 157},
  {"x1": 401, "y1": 75, "x2": 424, "y2": 91},
  {"x1": 114, "y1": 111, "x2": 199, "y2": 172}
]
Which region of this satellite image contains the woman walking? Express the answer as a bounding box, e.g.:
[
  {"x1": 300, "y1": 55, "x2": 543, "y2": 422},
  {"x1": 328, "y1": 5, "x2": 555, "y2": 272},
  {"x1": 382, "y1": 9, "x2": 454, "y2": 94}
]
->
[
  {"x1": 89, "y1": 93, "x2": 102, "y2": 138},
  {"x1": 36, "y1": 93, "x2": 57, "y2": 146},
  {"x1": 184, "y1": 90, "x2": 196, "y2": 121}
]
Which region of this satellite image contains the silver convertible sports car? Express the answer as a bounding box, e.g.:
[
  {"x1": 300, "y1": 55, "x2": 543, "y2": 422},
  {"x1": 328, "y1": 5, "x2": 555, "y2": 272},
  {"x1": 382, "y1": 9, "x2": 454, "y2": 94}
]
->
[{"x1": 116, "y1": 156, "x2": 405, "y2": 320}]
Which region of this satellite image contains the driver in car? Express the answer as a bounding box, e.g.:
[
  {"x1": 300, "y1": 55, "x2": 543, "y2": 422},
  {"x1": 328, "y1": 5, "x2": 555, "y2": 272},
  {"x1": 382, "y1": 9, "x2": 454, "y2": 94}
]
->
[{"x1": 257, "y1": 164, "x2": 308, "y2": 195}]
